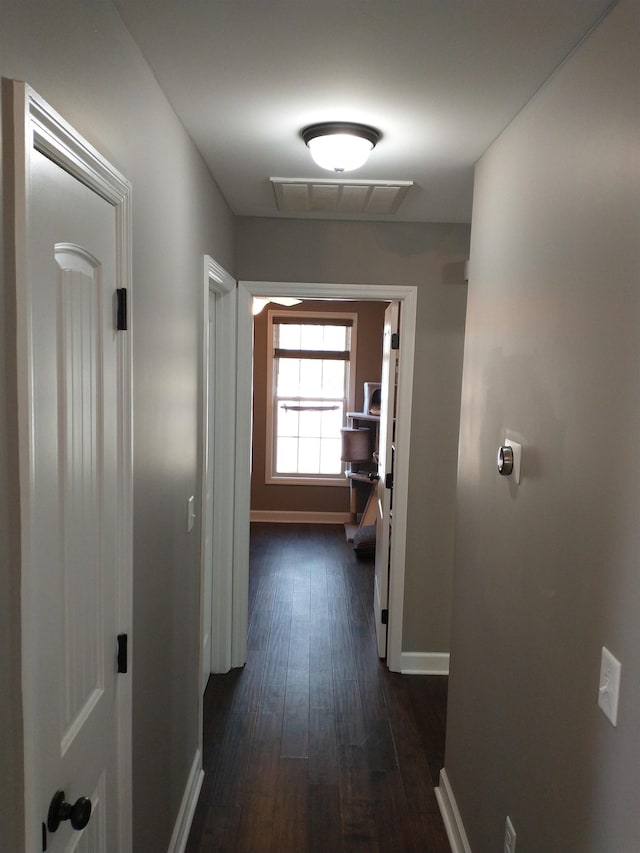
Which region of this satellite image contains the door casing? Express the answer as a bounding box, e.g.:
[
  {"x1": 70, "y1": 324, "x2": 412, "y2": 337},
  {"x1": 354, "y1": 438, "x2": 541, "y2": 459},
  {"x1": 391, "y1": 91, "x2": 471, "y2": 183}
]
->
[
  {"x1": 199, "y1": 256, "x2": 236, "y2": 687},
  {"x1": 234, "y1": 280, "x2": 417, "y2": 672}
]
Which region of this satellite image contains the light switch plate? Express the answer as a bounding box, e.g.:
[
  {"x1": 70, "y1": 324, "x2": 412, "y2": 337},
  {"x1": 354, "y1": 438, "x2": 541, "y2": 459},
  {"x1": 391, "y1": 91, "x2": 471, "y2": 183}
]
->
[
  {"x1": 504, "y1": 437, "x2": 522, "y2": 484},
  {"x1": 598, "y1": 646, "x2": 621, "y2": 726}
]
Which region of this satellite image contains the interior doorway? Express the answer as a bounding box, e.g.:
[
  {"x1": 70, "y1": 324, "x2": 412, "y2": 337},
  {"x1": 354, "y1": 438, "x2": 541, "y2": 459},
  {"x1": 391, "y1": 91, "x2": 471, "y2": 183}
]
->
[
  {"x1": 200, "y1": 256, "x2": 236, "y2": 687},
  {"x1": 234, "y1": 281, "x2": 417, "y2": 672}
]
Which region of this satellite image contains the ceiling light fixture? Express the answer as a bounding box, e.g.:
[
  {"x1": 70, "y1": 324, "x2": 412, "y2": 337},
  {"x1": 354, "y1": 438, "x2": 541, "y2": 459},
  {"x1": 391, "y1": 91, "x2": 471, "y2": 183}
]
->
[
  {"x1": 251, "y1": 296, "x2": 302, "y2": 316},
  {"x1": 301, "y1": 122, "x2": 381, "y2": 173}
]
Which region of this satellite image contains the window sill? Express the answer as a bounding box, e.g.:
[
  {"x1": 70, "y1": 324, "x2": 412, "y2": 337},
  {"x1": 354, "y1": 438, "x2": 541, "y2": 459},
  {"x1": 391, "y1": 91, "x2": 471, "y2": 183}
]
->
[{"x1": 266, "y1": 475, "x2": 349, "y2": 487}]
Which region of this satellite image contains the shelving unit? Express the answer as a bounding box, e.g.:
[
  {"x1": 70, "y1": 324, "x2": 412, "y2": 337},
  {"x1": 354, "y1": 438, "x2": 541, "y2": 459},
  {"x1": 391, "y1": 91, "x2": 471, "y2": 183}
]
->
[{"x1": 344, "y1": 411, "x2": 380, "y2": 539}]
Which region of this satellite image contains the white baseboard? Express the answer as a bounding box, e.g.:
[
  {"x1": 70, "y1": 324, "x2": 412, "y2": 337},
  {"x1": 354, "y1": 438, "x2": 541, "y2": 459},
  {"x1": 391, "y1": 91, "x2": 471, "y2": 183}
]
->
[
  {"x1": 250, "y1": 510, "x2": 351, "y2": 524},
  {"x1": 400, "y1": 651, "x2": 450, "y2": 675},
  {"x1": 167, "y1": 749, "x2": 204, "y2": 853},
  {"x1": 435, "y1": 768, "x2": 473, "y2": 853}
]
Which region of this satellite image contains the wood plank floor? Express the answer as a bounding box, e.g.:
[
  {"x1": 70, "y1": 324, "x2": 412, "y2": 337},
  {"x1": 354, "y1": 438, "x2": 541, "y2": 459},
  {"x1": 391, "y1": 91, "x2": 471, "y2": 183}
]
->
[{"x1": 186, "y1": 523, "x2": 451, "y2": 853}]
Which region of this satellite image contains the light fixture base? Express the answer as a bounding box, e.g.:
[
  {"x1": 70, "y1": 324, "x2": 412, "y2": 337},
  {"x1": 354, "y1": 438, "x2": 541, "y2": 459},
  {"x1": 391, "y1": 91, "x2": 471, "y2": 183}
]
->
[{"x1": 301, "y1": 122, "x2": 381, "y2": 148}]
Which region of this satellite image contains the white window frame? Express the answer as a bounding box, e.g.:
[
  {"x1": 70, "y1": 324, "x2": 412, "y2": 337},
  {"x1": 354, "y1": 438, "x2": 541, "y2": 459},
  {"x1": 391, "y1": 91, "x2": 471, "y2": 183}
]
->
[{"x1": 265, "y1": 309, "x2": 357, "y2": 486}]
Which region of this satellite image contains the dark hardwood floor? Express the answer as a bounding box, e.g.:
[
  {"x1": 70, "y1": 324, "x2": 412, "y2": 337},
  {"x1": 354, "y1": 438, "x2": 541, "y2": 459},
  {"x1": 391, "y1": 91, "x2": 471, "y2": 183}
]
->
[{"x1": 186, "y1": 523, "x2": 451, "y2": 853}]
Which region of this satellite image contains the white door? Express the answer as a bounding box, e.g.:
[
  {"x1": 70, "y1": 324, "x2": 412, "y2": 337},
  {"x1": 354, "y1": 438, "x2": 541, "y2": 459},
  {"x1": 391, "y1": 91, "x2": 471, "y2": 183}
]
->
[
  {"x1": 10, "y1": 84, "x2": 132, "y2": 853},
  {"x1": 373, "y1": 302, "x2": 400, "y2": 658},
  {"x1": 202, "y1": 295, "x2": 216, "y2": 691}
]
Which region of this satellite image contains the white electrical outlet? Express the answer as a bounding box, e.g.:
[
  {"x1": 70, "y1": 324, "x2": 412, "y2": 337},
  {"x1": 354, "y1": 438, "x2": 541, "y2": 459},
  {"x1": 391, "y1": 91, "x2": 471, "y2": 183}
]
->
[
  {"x1": 598, "y1": 646, "x2": 621, "y2": 726},
  {"x1": 504, "y1": 816, "x2": 517, "y2": 853}
]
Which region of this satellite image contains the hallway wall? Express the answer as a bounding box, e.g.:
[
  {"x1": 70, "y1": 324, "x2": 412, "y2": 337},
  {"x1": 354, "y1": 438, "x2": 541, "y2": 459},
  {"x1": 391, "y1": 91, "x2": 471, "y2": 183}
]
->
[
  {"x1": 236, "y1": 218, "x2": 470, "y2": 657},
  {"x1": 0, "y1": 2, "x2": 234, "y2": 851},
  {"x1": 445, "y1": 1, "x2": 640, "y2": 849}
]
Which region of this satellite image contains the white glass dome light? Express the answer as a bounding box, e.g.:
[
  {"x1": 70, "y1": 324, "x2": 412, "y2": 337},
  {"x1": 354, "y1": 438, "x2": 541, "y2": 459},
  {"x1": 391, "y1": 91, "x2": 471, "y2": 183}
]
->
[
  {"x1": 302, "y1": 123, "x2": 381, "y2": 173},
  {"x1": 251, "y1": 296, "x2": 302, "y2": 315}
]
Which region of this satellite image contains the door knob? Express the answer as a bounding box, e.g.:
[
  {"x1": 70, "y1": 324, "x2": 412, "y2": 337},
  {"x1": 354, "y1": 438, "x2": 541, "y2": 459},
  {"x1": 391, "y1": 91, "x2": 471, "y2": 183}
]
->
[
  {"x1": 47, "y1": 790, "x2": 92, "y2": 832},
  {"x1": 497, "y1": 445, "x2": 514, "y2": 476}
]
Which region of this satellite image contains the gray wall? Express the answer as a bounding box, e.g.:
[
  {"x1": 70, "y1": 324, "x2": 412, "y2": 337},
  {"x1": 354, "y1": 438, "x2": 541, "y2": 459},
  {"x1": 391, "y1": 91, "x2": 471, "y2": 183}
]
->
[
  {"x1": 236, "y1": 217, "x2": 470, "y2": 653},
  {"x1": 445, "y1": 1, "x2": 640, "y2": 850},
  {"x1": 0, "y1": 2, "x2": 234, "y2": 851}
]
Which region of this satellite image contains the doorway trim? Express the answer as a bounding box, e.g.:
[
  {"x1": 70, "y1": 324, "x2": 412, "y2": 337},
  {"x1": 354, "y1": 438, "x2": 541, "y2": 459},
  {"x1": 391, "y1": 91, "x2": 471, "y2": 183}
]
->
[
  {"x1": 5, "y1": 80, "x2": 133, "y2": 852},
  {"x1": 200, "y1": 256, "x2": 237, "y2": 684},
  {"x1": 235, "y1": 280, "x2": 417, "y2": 671}
]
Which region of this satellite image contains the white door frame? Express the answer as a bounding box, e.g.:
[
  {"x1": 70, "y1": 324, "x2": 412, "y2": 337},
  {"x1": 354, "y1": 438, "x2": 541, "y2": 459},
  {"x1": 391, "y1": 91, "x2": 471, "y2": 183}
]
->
[
  {"x1": 235, "y1": 280, "x2": 417, "y2": 672},
  {"x1": 5, "y1": 81, "x2": 133, "y2": 852},
  {"x1": 199, "y1": 256, "x2": 237, "y2": 689}
]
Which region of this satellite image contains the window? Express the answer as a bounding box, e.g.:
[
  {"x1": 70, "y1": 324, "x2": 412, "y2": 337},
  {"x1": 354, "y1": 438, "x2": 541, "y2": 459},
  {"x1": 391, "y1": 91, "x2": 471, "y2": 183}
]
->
[{"x1": 266, "y1": 310, "x2": 357, "y2": 485}]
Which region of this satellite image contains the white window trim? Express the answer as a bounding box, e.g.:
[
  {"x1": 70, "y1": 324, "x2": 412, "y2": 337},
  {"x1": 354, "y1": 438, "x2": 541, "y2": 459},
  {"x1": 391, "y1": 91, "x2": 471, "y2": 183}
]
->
[{"x1": 265, "y1": 309, "x2": 357, "y2": 486}]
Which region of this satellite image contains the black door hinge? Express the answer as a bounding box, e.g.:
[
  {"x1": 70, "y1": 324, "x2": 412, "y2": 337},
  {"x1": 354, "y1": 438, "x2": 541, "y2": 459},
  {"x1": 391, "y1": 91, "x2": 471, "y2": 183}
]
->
[
  {"x1": 391, "y1": 332, "x2": 400, "y2": 350},
  {"x1": 117, "y1": 634, "x2": 128, "y2": 673},
  {"x1": 381, "y1": 609, "x2": 389, "y2": 625},
  {"x1": 385, "y1": 473, "x2": 393, "y2": 490},
  {"x1": 116, "y1": 288, "x2": 128, "y2": 331}
]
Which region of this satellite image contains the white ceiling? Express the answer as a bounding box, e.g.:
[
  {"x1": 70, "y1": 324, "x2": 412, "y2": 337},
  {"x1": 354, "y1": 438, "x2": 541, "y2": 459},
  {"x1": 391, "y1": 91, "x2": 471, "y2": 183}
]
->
[{"x1": 115, "y1": 0, "x2": 614, "y2": 223}]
